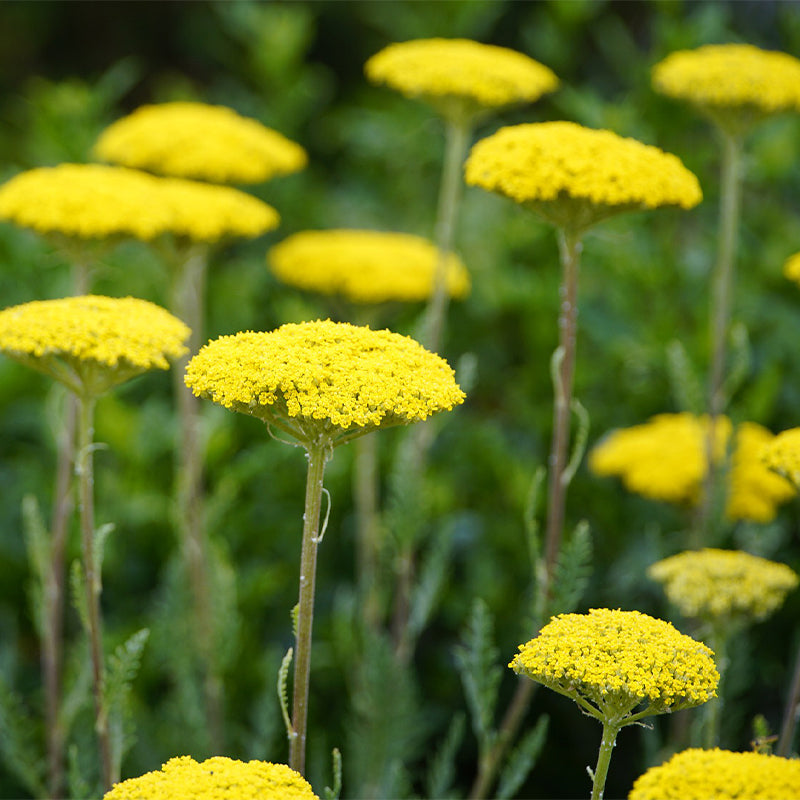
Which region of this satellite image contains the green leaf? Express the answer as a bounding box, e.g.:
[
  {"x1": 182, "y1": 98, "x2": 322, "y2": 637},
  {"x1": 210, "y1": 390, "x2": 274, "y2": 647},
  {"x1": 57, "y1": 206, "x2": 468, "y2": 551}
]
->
[
  {"x1": 425, "y1": 712, "x2": 465, "y2": 800},
  {"x1": 666, "y1": 338, "x2": 703, "y2": 414},
  {"x1": 92, "y1": 522, "x2": 115, "y2": 588},
  {"x1": 496, "y1": 714, "x2": 549, "y2": 800},
  {"x1": 21, "y1": 494, "x2": 49, "y2": 639},
  {"x1": 550, "y1": 520, "x2": 592, "y2": 616},
  {"x1": 70, "y1": 559, "x2": 90, "y2": 635},
  {"x1": 0, "y1": 675, "x2": 46, "y2": 798},
  {"x1": 323, "y1": 747, "x2": 342, "y2": 800},
  {"x1": 407, "y1": 521, "x2": 454, "y2": 643},
  {"x1": 723, "y1": 322, "x2": 751, "y2": 404},
  {"x1": 278, "y1": 646, "x2": 294, "y2": 742}
]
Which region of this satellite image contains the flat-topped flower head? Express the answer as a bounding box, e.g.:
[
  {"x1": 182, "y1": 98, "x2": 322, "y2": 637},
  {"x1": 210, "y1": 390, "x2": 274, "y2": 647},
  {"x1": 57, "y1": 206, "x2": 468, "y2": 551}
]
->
[
  {"x1": 185, "y1": 319, "x2": 465, "y2": 448},
  {"x1": 94, "y1": 101, "x2": 308, "y2": 184},
  {"x1": 648, "y1": 549, "x2": 799, "y2": 624},
  {"x1": 465, "y1": 121, "x2": 702, "y2": 233},
  {"x1": 0, "y1": 164, "x2": 279, "y2": 244},
  {"x1": 103, "y1": 755, "x2": 319, "y2": 800},
  {"x1": 0, "y1": 295, "x2": 189, "y2": 397},
  {"x1": 510, "y1": 608, "x2": 718, "y2": 720},
  {"x1": 365, "y1": 38, "x2": 558, "y2": 123},
  {"x1": 629, "y1": 747, "x2": 800, "y2": 800},
  {"x1": 762, "y1": 426, "x2": 800, "y2": 488},
  {"x1": 268, "y1": 229, "x2": 471, "y2": 304},
  {"x1": 784, "y1": 252, "x2": 800, "y2": 289}
]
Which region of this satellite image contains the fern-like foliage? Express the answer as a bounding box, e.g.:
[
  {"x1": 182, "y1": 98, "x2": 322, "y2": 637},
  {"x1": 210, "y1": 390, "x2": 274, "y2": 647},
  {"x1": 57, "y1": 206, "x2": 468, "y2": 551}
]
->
[
  {"x1": 666, "y1": 338, "x2": 703, "y2": 414},
  {"x1": 323, "y1": 747, "x2": 342, "y2": 800},
  {"x1": 496, "y1": 714, "x2": 549, "y2": 800},
  {"x1": 0, "y1": 675, "x2": 46, "y2": 798},
  {"x1": 549, "y1": 520, "x2": 592, "y2": 617},
  {"x1": 425, "y1": 712, "x2": 465, "y2": 800}
]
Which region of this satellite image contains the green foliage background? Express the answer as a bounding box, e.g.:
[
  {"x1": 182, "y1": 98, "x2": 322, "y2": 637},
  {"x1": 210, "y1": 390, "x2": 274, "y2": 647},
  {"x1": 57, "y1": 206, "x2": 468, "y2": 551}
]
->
[{"x1": 0, "y1": 1, "x2": 799, "y2": 798}]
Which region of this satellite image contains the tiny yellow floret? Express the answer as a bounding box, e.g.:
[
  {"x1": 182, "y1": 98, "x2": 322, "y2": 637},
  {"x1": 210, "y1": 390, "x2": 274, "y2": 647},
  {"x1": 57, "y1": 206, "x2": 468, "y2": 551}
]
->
[
  {"x1": 95, "y1": 101, "x2": 308, "y2": 184},
  {"x1": 762, "y1": 426, "x2": 800, "y2": 488},
  {"x1": 629, "y1": 747, "x2": 800, "y2": 800},
  {"x1": 268, "y1": 229, "x2": 471, "y2": 303},
  {"x1": 103, "y1": 755, "x2": 319, "y2": 800}
]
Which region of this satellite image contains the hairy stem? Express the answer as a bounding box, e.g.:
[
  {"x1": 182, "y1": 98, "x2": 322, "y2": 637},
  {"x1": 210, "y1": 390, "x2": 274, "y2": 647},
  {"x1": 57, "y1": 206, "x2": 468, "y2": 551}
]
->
[{"x1": 590, "y1": 720, "x2": 622, "y2": 800}]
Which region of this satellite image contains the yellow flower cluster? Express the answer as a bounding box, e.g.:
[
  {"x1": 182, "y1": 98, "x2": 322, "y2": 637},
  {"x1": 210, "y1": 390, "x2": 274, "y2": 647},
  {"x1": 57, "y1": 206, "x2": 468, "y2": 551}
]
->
[
  {"x1": 0, "y1": 164, "x2": 279, "y2": 243},
  {"x1": 185, "y1": 319, "x2": 465, "y2": 441},
  {"x1": 103, "y1": 755, "x2": 319, "y2": 800},
  {"x1": 465, "y1": 122, "x2": 701, "y2": 229},
  {"x1": 510, "y1": 608, "x2": 718, "y2": 716},
  {"x1": 648, "y1": 549, "x2": 799, "y2": 623},
  {"x1": 629, "y1": 748, "x2": 800, "y2": 800},
  {"x1": 365, "y1": 38, "x2": 558, "y2": 113},
  {"x1": 785, "y1": 252, "x2": 800, "y2": 287},
  {"x1": 762, "y1": 427, "x2": 800, "y2": 487},
  {"x1": 268, "y1": 229, "x2": 471, "y2": 303},
  {"x1": 94, "y1": 101, "x2": 308, "y2": 184},
  {"x1": 652, "y1": 44, "x2": 800, "y2": 113},
  {"x1": 590, "y1": 414, "x2": 795, "y2": 522}
]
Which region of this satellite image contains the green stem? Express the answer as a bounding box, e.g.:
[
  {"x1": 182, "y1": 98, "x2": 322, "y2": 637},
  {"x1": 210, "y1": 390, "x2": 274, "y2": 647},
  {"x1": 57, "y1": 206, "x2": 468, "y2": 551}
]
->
[
  {"x1": 76, "y1": 392, "x2": 113, "y2": 792},
  {"x1": 355, "y1": 433, "x2": 381, "y2": 630},
  {"x1": 704, "y1": 625, "x2": 729, "y2": 749},
  {"x1": 590, "y1": 720, "x2": 622, "y2": 800},
  {"x1": 289, "y1": 440, "x2": 330, "y2": 774}
]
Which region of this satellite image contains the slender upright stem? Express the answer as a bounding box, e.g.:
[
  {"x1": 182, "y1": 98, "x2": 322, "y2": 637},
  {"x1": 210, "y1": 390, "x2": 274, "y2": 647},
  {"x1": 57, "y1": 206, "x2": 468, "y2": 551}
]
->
[
  {"x1": 778, "y1": 637, "x2": 800, "y2": 757},
  {"x1": 590, "y1": 721, "x2": 622, "y2": 800},
  {"x1": 289, "y1": 441, "x2": 330, "y2": 774},
  {"x1": 355, "y1": 433, "x2": 381, "y2": 629},
  {"x1": 704, "y1": 626, "x2": 729, "y2": 749},
  {"x1": 76, "y1": 392, "x2": 113, "y2": 791}
]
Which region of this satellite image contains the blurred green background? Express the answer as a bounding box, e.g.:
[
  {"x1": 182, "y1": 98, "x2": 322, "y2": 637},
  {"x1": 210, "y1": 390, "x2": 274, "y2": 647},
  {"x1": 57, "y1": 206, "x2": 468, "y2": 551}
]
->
[{"x1": 1, "y1": 1, "x2": 800, "y2": 798}]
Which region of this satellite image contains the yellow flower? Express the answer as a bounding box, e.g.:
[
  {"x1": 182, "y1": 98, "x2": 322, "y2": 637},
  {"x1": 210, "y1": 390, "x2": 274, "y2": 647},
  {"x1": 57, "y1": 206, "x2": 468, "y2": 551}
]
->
[
  {"x1": 0, "y1": 295, "x2": 189, "y2": 396},
  {"x1": 510, "y1": 608, "x2": 718, "y2": 718},
  {"x1": 94, "y1": 101, "x2": 308, "y2": 184},
  {"x1": 103, "y1": 755, "x2": 319, "y2": 800},
  {"x1": 784, "y1": 252, "x2": 800, "y2": 288},
  {"x1": 648, "y1": 548, "x2": 799, "y2": 623},
  {"x1": 365, "y1": 38, "x2": 557, "y2": 121},
  {"x1": 268, "y1": 229, "x2": 471, "y2": 303},
  {"x1": 0, "y1": 164, "x2": 279, "y2": 243},
  {"x1": 628, "y1": 747, "x2": 800, "y2": 800},
  {"x1": 465, "y1": 122, "x2": 702, "y2": 231},
  {"x1": 762, "y1": 426, "x2": 800, "y2": 488},
  {"x1": 185, "y1": 319, "x2": 465, "y2": 446}
]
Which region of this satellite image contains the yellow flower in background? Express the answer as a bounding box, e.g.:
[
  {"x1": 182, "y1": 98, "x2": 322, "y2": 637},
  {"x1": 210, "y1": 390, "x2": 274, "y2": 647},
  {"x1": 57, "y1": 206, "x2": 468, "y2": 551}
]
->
[
  {"x1": 648, "y1": 549, "x2": 799, "y2": 623},
  {"x1": 0, "y1": 295, "x2": 189, "y2": 396},
  {"x1": 185, "y1": 319, "x2": 465, "y2": 446},
  {"x1": 510, "y1": 608, "x2": 718, "y2": 716},
  {"x1": 103, "y1": 755, "x2": 319, "y2": 800},
  {"x1": 365, "y1": 38, "x2": 557, "y2": 121},
  {"x1": 784, "y1": 251, "x2": 800, "y2": 288},
  {"x1": 628, "y1": 747, "x2": 800, "y2": 800},
  {"x1": 94, "y1": 101, "x2": 308, "y2": 184},
  {"x1": 762, "y1": 426, "x2": 800, "y2": 488},
  {"x1": 268, "y1": 229, "x2": 471, "y2": 303},
  {"x1": 465, "y1": 121, "x2": 702, "y2": 231}
]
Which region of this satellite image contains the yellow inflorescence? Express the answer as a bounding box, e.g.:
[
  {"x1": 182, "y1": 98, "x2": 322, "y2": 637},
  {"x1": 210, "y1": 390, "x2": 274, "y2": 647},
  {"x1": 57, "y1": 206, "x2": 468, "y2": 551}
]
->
[
  {"x1": 465, "y1": 122, "x2": 702, "y2": 216},
  {"x1": 762, "y1": 426, "x2": 800, "y2": 488},
  {"x1": 652, "y1": 44, "x2": 800, "y2": 113},
  {"x1": 365, "y1": 38, "x2": 558, "y2": 110},
  {"x1": 784, "y1": 252, "x2": 800, "y2": 287},
  {"x1": 185, "y1": 319, "x2": 465, "y2": 438},
  {"x1": 510, "y1": 608, "x2": 718, "y2": 715},
  {"x1": 94, "y1": 101, "x2": 308, "y2": 184},
  {"x1": 0, "y1": 164, "x2": 279, "y2": 243},
  {"x1": 648, "y1": 549, "x2": 799, "y2": 623},
  {"x1": 268, "y1": 229, "x2": 471, "y2": 303},
  {"x1": 103, "y1": 755, "x2": 319, "y2": 800},
  {"x1": 628, "y1": 747, "x2": 800, "y2": 800}
]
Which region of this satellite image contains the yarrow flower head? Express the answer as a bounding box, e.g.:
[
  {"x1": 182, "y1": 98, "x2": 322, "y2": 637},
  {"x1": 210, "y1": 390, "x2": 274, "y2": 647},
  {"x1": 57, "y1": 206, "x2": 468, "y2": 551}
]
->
[
  {"x1": 103, "y1": 755, "x2": 319, "y2": 800},
  {"x1": 465, "y1": 121, "x2": 702, "y2": 232},
  {"x1": 365, "y1": 38, "x2": 558, "y2": 123},
  {"x1": 785, "y1": 252, "x2": 800, "y2": 287},
  {"x1": 94, "y1": 101, "x2": 308, "y2": 184},
  {"x1": 268, "y1": 229, "x2": 471, "y2": 304},
  {"x1": 648, "y1": 549, "x2": 799, "y2": 624},
  {"x1": 762, "y1": 426, "x2": 800, "y2": 488},
  {"x1": 510, "y1": 608, "x2": 719, "y2": 720},
  {"x1": 185, "y1": 319, "x2": 465, "y2": 448},
  {"x1": 0, "y1": 295, "x2": 189, "y2": 397},
  {"x1": 0, "y1": 164, "x2": 279, "y2": 244},
  {"x1": 628, "y1": 747, "x2": 800, "y2": 800}
]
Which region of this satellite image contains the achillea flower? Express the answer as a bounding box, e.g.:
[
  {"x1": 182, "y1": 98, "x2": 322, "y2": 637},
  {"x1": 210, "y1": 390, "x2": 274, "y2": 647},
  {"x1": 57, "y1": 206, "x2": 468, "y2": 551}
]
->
[
  {"x1": 365, "y1": 38, "x2": 557, "y2": 121},
  {"x1": 648, "y1": 549, "x2": 799, "y2": 623},
  {"x1": 94, "y1": 101, "x2": 308, "y2": 184},
  {"x1": 0, "y1": 164, "x2": 279, "y2": 243},
  {"x1": 465, "y1": 121, "x2": 701, "y2": 231},
  {"x1": 762, "y1": 427, "x2": 800, "y2": 487},
  {"x1": 784, "y1": 252, "x2": 800, "y2": 288},
  {"x1": 103, "y1": 755, "x2": 318, "y2": 800},
  {"x1": 184, "y1": 319, "x2": 465, "y2": 446},
  {"x1": 628, "y1": 747, "x2": 800, "y2": 800},
  {"x1": 268, "y1": 229, "x2": 471, "y2": 303},
  {"x1": 510, "y1": 608, "x2": 719, "y2": 717},
  {"x1": 0, "y1": 295, "x2": 189, "y2": 396}
]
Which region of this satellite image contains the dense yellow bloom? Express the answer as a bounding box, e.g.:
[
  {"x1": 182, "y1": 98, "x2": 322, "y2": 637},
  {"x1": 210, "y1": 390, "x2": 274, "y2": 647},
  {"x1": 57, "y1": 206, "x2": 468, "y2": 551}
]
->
[
  {"x1": 185, "y1": 319, "x2": 465, "y2": 444},
  {"x1": 629, "y1": 748, "x2": 800, "y2": 800},
  {"x1": 762, "y1": 426, "x2": 800, "y2": 488},
  {"x1": 95, "y1": 101, "x2": 308, "y2": 184},
  {"x1": 104, "y1": 755, "x2": 319, "y2": 800},
  {"x1": 510, "y1": 609, "x2": 718, "y2": 717},
  {"x1": 268, "y1": 229, "x2": 471, "y2": 303},
  {"x1": 465, "y1": 122, "x2": 701, "y2": 230},
  {"x1": 365, "y1": 38, "x2": 557, "y2": 118},
  {"x1": 784, "y1": 252, "x2": 800, "y2": 288},
  {"x1": 0, "y1": 295, "x2": 189, "y2": 396},
  {"x1": 0, "y1": 164, "x2": 278, "y2": 243},
  {"x1": 652, "y1": 44, "x2": 800, "y2": 114},
  {"x1": 590, "y1": 414, "x2": 795, "y2": 522},
  {"x1": 648, "y1": 549, "x2": 799, "y2": 623}
]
